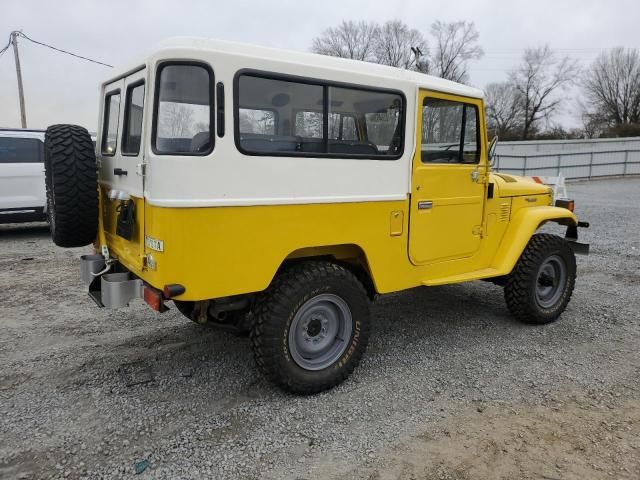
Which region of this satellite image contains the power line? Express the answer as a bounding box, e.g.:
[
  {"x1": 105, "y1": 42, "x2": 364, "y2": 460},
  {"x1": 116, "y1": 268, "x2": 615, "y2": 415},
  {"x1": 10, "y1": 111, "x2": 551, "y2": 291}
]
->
[
  {"x1": 15, "y1": 31, "x2": 113, "y2": 68},
  {"x1": 0, "y1": 33, "x2": 11, "y2": 57}
]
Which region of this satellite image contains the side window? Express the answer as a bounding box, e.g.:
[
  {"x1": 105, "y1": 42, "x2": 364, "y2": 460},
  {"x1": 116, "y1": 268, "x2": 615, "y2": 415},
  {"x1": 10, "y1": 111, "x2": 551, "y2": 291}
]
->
[
  {"x1": 294, "y1": 112, "x2": 357, "y2": 140},
  {"x1": 122, "y1": 82, "x2": 145, "y2": 155},
  {"x1": 334, "y1": 114, "x2": 358, "y2": 141},
  {"x1": 462, "y1": 106, "x2": 479, "y2": 162},
  {"x1": 239, "y1": 108, "x2": 276, "y2": 135},
  {"x1": 238, "y1": 75, "x2": 324, "y2": 153},
  {"x1": 0, "y1": 137, "x2": 43, "y2": 163},
  {"x1": 154, "y1": 64, "x2": 213, "y2": 155},
  {"x1": 236, "y1": 73, "x2": 404, "y2": 158},
  {"x1": 421, "y1": 98, "x2": 479, "y2": 164},
  {"x1": 329, "y1": 86, "x2": 402, "y2": 155},
  {"x1": 102, "y1": 91, "x2": 121, "y2": 155},
  {"x1": 294, "y1": 111, "x2": 323, "y2": 139}
]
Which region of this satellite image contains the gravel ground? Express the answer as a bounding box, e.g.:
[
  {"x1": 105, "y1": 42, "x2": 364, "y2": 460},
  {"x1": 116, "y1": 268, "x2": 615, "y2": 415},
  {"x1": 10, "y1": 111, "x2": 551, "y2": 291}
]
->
[{"x1": 1, "y1": 177, "x2": 639, "y2": 480}]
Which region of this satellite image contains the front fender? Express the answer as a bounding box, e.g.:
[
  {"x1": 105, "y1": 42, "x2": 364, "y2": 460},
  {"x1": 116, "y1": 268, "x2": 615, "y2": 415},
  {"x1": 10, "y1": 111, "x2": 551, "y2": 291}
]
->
[{"x1": 490, "y1": 206, "x2": 577, "y2": 275}]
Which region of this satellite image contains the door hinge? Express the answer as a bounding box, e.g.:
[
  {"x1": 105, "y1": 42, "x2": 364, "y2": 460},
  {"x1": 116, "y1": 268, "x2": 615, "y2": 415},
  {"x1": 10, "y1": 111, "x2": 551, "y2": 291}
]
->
[
  {"x1": 471, "y1": 170, "x2": 488, "y2": 184},
  {"x1": 136, "y1": 163, "x2": 146, "y2": 177},
  {"x1": 472, "y1": 226, "x2": 484, "y2": 237}
]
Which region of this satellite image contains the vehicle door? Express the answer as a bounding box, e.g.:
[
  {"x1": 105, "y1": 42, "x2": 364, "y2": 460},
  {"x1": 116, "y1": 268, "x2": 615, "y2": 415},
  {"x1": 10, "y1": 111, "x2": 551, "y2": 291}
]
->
[
  {"x1": 97, "y1": 69, "x2": 147, "y2": 267},
  {"x1": 408, "y1": 90, "x2": 487, "y2": 265},
  {"x1": 0, "y1": 134, "x2": 46, "y2": 213}
]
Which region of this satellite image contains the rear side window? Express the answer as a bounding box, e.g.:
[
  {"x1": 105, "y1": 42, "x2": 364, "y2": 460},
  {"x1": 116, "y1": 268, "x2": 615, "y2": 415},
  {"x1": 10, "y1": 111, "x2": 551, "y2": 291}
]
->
[
  {"x1": 122, "y1": 82, "x2": 145, "y2": 155},
  {"x1": 329, "y1": 86, "x2": 401, "y2": 155},
  {"x1": 238, "y1": 75, "x2": 324, "y2": 154},
  {"x1": 153, "y1": 64, "x2": 213, "y2": 155},
  {"x1": 102, "y1": 91, "x2": 121, "y2": 155},
  {"x1": 0, "y1": 137, "x2": 44, "y2": 163},
  {"x1": 329, "y1": 113, "x2": 357, "y2": 141},
  {"x1": 239, "y1": 108, "x2": 276, "y2": 135},
  {"x1": 294, "y1": 112, "x2": 358, "y2": 141},
  {"x1": 294, "y1": 111, "x2": 323, "y2": 139},
  {"x1": 421, "y1": 97, "x2": 480, "y2": 164},
  {"x1": 235, "y1": 72, "x2": 404, "y2": 158}
]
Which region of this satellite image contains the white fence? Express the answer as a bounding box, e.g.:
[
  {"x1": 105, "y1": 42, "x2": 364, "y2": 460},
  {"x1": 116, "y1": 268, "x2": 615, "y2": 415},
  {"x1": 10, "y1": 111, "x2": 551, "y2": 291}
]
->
[{"x1": 494, "y1": 137, "x2": 640, "y2": 179}]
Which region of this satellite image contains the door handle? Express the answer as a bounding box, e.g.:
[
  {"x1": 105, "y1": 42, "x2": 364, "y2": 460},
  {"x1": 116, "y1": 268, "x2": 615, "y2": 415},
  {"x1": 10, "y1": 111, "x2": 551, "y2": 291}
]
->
[
  {"x1": 114, "y1": 168, "x2": 128, "y2": 176},
  {"x1": 418, "y1": 200, "x2": 433, "y2": 210}
]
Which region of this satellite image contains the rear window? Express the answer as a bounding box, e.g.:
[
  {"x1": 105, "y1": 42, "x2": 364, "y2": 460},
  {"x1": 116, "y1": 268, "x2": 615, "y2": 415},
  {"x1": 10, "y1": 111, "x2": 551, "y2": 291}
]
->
[
  {"x1": 153, "y1": 63, "x2": 213, "y2": 155},
  {"x1": 0, "y1": 137, "x2": 44, "y2": 163},
  {"x1": 122, "y1": 82, "x2": 145, "y2": 155},
  {"x1": 102, "y1": 91, "x2": 121, "y2": 155}
]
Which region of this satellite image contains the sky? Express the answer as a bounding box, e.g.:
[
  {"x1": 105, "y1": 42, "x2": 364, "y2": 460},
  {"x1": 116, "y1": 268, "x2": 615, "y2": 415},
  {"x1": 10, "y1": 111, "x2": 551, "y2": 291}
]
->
[{"x1": 1, "y1": 0, "x2": 639, "y2": 131}]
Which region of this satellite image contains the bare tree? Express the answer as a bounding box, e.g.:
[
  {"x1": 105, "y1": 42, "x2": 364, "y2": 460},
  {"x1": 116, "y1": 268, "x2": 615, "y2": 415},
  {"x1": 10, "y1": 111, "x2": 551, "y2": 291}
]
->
[
  {"x1": 509, "y1": 46, "x2": 580, "y2": 140},
  {"x1": 374, "y1": 20, "x2": 427, "y2": 69},
  {"x1": 484, "y1": 81, "x2": 524, "y2": 139},
  {"x1": 582, "y1": 47, "x2": 640, "y2": 131},
  {"x1": 428, "y1": 21, "x2": 483, "y2": 82},
  {"x1": 160, "y1": 104, "x2": 195, "y2": 137},
  {"x1": 311, "y1": 20, "x2": 379, "y2": 61},
  {"x1": 311, "y1": 19, "x2": 485, "y2": 85}
]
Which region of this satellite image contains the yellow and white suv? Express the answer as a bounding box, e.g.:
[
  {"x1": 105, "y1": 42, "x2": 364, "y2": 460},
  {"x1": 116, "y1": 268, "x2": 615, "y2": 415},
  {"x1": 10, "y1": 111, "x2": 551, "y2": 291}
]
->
[{"x1": 43, "y1": 38, "x2": 589, "y2": 394}]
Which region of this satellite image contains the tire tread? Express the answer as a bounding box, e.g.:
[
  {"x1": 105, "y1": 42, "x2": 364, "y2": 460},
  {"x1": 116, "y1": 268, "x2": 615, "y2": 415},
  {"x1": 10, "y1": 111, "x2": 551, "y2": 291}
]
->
[
  {"x1": 45, "y1": 124, "x2": 98, "y2": 247},
  {"x1": 250, "y1": 261, "x2": 370, "y2": 394},
  {"x1": 504, "y1": 233, "x2": 576, "y2": 324}
]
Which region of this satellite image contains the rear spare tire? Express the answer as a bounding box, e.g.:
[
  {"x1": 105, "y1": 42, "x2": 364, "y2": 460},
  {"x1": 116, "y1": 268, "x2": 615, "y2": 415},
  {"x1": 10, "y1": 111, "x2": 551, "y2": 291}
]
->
[{"x1": 44, "y1": 124, "x2": 98, "y2": 247}]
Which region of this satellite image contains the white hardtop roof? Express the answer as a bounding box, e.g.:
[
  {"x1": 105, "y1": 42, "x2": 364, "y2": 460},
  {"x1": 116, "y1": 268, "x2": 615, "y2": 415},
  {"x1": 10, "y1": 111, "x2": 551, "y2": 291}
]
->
[
  {"x1": 106, "y1": 37, "x2": 484, "y2": 100},
  {"x1": 0, "y1": 128, "x2": 45, "y2": 139}
]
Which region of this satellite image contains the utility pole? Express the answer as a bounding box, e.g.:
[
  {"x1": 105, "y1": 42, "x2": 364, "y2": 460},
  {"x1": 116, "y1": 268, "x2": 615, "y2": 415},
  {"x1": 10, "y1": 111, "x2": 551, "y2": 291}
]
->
[{"x1": 11, "y1": 31, "x2": 27, "y2": 128}]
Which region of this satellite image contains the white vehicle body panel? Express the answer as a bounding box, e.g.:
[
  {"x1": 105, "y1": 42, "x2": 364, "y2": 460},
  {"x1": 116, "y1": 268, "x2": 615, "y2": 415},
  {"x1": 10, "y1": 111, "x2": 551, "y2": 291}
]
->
[
  {"x1": 96, "y1": 38, "x2": 484, "y2": 208},
  {"x1": 0, "y1": 130, "x2": 46, "y2": 213},
  {"x1": 97, "y1": 67, "x2": 147, "y2": 199}
]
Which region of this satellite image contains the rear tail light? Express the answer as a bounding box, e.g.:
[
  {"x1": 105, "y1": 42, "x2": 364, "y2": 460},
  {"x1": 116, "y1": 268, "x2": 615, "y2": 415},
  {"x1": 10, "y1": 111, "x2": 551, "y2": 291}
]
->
[{"x1": 143, "y1": 285, "x2": 168, "y2": 312}]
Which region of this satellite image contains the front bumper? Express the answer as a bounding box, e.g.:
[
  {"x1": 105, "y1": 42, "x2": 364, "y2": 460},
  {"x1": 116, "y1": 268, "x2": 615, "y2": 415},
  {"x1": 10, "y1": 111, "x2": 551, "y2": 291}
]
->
[{"x1": 565, "y1": 221, "x2": 590, "y2": 255}]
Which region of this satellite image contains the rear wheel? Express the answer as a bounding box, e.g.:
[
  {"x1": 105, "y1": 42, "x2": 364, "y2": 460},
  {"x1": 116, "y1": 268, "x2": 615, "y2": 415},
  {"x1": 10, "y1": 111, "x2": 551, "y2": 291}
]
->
[
  {"x1": 250, "y1": 261, "x2": 370, "y2": 394},
  {"x1": 504, "y1": 233, "x2": 576, "y2": 324},
  {"x1": 44, "y1": 124, "x2": 98, "y2": 247}
]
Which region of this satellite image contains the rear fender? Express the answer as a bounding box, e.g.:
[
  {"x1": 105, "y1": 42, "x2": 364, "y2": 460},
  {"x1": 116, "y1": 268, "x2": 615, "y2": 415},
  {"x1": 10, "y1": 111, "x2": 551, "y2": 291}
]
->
[{"x1": 490, "y1": 206, "x2": 577, "y2": 275}]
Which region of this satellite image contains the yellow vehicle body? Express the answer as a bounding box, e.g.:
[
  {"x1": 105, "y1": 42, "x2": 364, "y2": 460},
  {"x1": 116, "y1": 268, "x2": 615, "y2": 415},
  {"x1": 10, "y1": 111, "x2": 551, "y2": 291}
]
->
[
  {"x1": 95, "y1": 88, "x2": 578, "y2": 303},
  {"x1": 98, "y1": 179, "x2": 575, "y2": 302},
  {"x1": 47, "y1": 38, "x2": 587, "y2": 394}
]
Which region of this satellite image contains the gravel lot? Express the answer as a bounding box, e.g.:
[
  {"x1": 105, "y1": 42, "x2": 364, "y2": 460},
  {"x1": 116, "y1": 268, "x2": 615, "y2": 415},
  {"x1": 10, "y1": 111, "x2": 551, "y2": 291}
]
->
[{"x1": 1, "y1": 177, "x2": 639, "y2": 480}]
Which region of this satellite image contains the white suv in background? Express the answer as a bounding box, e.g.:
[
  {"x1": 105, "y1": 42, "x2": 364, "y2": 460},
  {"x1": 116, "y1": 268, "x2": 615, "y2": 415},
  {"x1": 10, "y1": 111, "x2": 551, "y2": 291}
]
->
[{"x1": 0, "y1": 128, "x2": 48, "y2": 224}]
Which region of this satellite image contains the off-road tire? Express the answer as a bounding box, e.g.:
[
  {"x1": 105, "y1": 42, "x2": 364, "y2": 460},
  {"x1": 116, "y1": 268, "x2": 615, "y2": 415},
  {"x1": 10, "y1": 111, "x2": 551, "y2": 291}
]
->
[
  {"x1": 504, "y1": 233, "x2": 576, "y2": 324},
  {"x1": 250, "y1": 261, "x2": 370, "y2": 394},
  {"x1": 44, "y1": 124, "x2": 98, "y2": 247}
]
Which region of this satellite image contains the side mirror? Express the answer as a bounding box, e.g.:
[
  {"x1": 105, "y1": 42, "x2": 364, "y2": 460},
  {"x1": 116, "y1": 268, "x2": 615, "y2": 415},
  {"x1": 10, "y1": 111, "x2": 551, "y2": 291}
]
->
[{"x1": 488, "y1": 135, "x2": 499, "y2": 168}]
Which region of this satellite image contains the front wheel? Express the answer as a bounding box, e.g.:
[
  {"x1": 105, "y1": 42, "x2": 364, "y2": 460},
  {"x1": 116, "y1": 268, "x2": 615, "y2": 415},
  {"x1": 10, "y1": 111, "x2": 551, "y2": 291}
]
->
[
  {"x1": 504, "y1": 233, "x2": 576, "y2": 324},
  {"x1": 251, "y1": 261, "x2": 370, "y2": 394}
]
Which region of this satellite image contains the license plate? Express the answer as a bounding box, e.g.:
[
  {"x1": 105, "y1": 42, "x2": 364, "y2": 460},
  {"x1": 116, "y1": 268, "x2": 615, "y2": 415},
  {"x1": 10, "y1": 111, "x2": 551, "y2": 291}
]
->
[{"x1": 145, "y1": 236, "x2": 164, "y2": 252}]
